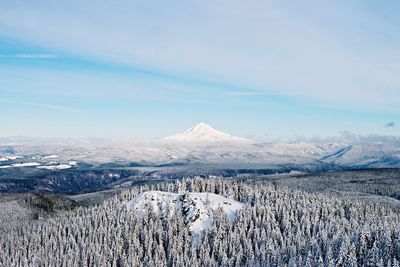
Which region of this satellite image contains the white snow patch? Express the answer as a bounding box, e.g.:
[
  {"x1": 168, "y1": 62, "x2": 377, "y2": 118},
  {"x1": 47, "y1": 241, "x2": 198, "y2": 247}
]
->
[
  {"x1": 8, "y1": 156, "x2": 22, "y2": 160},
  {"x1": 43, "y1": 155, "x2": 59, "y2": 159},
  {"x1": 13, "y1": 162, "x2": 41, "y2": 167},
  {"x1": 0, "y1": 162, "x2": 41, "y2": 169},
  {"x1": 108, "y1": 173, "x2": 120, "y2": 178},
  {"x1": 127, "y1": 191, "x2": 244, "y2": 233},
  {"x1": 37, "y1": 164, "x2": 72, "y2": 170},
  {"x1": 0, "y1": 156, "x2": 22, "y2": 161},
  {"x1": 0, "y1": 165, "x2": 12, "y2": 169}
]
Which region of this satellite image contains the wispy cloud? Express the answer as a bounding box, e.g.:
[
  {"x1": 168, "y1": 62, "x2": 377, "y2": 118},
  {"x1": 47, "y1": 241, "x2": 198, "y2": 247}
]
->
[
  {"x1": 0, "y1": 99, "x2": 85, "y2": 113},
  {"x1": 230, "y1": 92, "x2": 272, "y2": 96},
  {"x1": 0, "y1": 1, "x2": 399, "y2": 137},
  {"x1": 0, "y1": 54, "x2": 58, "y2": 59},
  {"x1": 385, "y1": 121, "x2": 395, "y2": 128},
  {"x1": 0, "y1": 1, "x2": 399, "y2": 111}
]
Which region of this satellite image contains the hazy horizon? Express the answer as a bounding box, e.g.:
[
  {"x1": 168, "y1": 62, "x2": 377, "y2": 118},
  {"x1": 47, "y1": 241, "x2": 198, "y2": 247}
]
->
[{"x1": 0, "y1": 121, "x2": 399, "y2": 146}]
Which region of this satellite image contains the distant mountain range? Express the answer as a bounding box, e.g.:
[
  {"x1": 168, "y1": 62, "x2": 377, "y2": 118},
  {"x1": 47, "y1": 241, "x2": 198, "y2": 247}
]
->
[{"x1": 0, "y1": 122, "x2": 399, "y2": 170}]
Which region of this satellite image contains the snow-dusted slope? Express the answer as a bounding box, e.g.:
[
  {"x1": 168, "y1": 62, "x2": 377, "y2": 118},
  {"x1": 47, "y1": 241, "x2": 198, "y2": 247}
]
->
[
  {"x1": 37, "y1": 164, "x2": 72, "y2": 170},
  {"x1": 163, "y1": 122, "x2": 251, "y2": 143},
  {"x1": 127, "y1": 191, "x2": 243, "y2": 232},
  {"x1": 0, "y1": 162, "x2": 41, "y2": 169},
  {"x1": 1, "y1": 134, "x2": 399, "y2": 168},
  {"x1": 319, "y1": 143, "x2": 400, "y2": 168}
]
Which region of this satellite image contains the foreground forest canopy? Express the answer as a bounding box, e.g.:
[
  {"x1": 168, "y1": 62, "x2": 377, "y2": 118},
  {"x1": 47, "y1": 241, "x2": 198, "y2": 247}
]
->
[{"x1": 1, "y1": 178, "x2": 400, "y2": 267}]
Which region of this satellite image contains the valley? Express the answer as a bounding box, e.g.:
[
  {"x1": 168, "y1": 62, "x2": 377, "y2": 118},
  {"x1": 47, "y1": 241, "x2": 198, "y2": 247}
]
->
[{"x1": 0, "y1": 123, "x2": 399, "y2": 266}]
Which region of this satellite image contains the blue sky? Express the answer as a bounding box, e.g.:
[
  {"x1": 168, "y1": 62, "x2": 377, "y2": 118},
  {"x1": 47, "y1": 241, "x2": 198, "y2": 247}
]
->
[{"x1": 0, "y1": 0, "x2": 399, "y2": 139}]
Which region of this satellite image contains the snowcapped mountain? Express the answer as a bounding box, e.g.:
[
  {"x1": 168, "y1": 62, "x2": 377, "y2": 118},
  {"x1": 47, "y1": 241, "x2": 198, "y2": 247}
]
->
[
  {"x1": 127, "y1": 191, "x2": 244, "y2": 233},
  {"x1": 163, "y1": 122, "x2": 251, "y2": 143},
  {"x1": 1, "y1": 132, "x2": 399, "y2": 169}
]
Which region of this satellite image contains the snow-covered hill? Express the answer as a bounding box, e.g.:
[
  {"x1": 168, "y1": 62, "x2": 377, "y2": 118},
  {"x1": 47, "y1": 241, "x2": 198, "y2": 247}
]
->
[
  {"x1": 127, "y1": 191, "x2": 243, "y2": 233},
  {"x1": 163, "y1": 122, "x2": 251, "y2": 143},
  {"x1": 0, "y1": 125, "x2": 399, "y2": 169},
  {"x1": 319, "y1": 143, "x2": 400, "y2": 168}
]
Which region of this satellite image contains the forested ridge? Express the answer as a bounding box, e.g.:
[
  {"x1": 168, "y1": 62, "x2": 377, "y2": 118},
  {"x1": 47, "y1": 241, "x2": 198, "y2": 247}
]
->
[{"x1": 1, "y1": 178, "x2": 399, "y2": 266}]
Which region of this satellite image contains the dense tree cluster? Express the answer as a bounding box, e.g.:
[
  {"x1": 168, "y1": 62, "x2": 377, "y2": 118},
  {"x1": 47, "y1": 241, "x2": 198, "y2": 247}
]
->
[{"x1": 1, "y1": 178, "x2": 400, "y2": 266}]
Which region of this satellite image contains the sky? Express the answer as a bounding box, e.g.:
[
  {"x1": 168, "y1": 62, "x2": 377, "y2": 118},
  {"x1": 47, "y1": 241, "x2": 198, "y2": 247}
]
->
[{"x1": 0, "y1": 0, "x2": 399, "y2": 140}]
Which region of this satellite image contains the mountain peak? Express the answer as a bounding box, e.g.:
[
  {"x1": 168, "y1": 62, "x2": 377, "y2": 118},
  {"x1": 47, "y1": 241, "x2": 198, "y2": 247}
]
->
[
  {"x1": 193, "y1": 122, "x2": 212, "y2": 129},
  {"x1": 163, "y1": 122, "x2": 251, "y2": 143}
]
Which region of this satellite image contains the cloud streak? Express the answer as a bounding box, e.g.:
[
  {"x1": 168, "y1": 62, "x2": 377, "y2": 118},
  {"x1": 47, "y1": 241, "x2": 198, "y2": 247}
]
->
[
  {"x1": 0, "y1": 99, "x2": 86, "y2": 113},
  {"x1": 0, "y1": 1, "x2": 399, "y2": 137},
  {"x1": 230, "y1": 92, "x2": 272, "y2": 97},
  {"x1": 0, "y1": 53, "x2": 58, "y2": 59},
  {"x1": 0, "y1": 1, "x2": 399, "y2": 111}
]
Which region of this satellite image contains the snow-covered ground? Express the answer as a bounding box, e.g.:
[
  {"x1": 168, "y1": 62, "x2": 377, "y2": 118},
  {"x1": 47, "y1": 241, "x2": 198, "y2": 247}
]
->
[
  {"x1": 37, "y1": 164, "x2": 72, "y2": 170},
  {"x1": 0, "y1": 162, "x2": 41, "y2": 169},
  {"x1": 127, "y1": 191, "x2": 244, "y2": 233},
  {"x1": 0, "y1": 156, "x2": 22, "y2": 161},
  {"x1": 43, "y1": 155, "x2": 59, "y2": 159},
  {"x1": 0, "y1": 123, "x2": 399, "y2": 168},
  {"x1": 0, "y1": 159, "x2": 77, "y2": 170}
]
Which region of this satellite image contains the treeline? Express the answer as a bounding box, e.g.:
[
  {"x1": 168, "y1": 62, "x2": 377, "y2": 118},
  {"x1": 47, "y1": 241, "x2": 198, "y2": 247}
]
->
[{"x1": 0, "y1": 178, "x2": 400, "y2": 266}]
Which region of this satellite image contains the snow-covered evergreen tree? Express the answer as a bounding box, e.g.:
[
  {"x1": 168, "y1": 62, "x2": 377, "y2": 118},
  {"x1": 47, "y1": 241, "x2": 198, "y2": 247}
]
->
[{"x1": 0, "y1": 177, "x2": 399, "y2": 266}]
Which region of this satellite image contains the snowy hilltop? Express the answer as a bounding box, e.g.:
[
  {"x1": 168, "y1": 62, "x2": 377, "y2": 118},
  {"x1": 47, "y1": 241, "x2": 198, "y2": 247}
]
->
[
  {"x1": 163, "y1": 122, "x2": 251, "y2": 143},
  {"x1": 127, "y1": 191, "x2": 244, "y2": 233}
]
